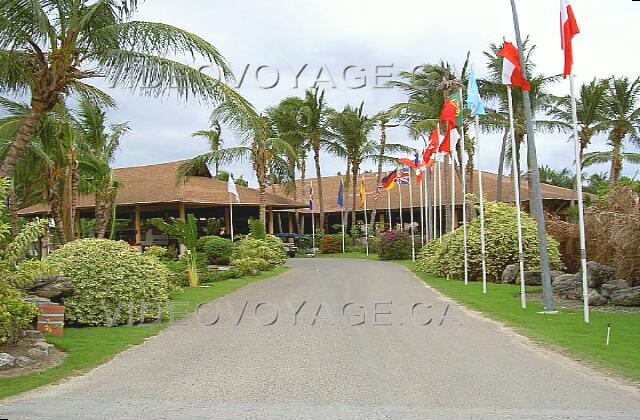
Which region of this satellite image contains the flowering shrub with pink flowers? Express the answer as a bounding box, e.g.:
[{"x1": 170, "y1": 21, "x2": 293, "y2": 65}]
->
[{"x1": 379, "y1": 230, "x2": 412, "y2": 260}]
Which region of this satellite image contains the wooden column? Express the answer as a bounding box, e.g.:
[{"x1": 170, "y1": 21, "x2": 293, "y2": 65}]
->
[
  {"x1": 288, "y1": 213, "x2": 294, "y2": 233},
  {"x1": 134, "y1": 205, "x2": 142, "y2": 245},
  {"x1": 224, "y1": 206, "x2": 231, "y2": 234},
  {"x1": 268, "y1": 207, "x2": 274, "y2": 234}
]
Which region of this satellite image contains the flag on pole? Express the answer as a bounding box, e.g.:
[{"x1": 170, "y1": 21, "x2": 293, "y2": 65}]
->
[
  {"x1": 337, "y1": 179, "x2": 344, "y2": 207},
  {"x1": 440, "y1": 98, "x2": 459, "y2": 129},
  {"x1": 396, "y1": 168, "x2": 410, "y2": 185},
  {"x1": 448, "y1": 91, "x2": 464, "y2": 127},
  {"x1": 499, "y1": 41, "x2": 531, "y2": 91},
  {"x1": 561, "y1": 0, "x2": 580, "y2": 78},
  {"x1": 466, "y1": 70, "x2": 486, "y2": 116},
  {"x1": 438, "y1": 126, "x2": 460, "y2": 154},
  {"x1": 398, "y1": 157, "x2": 417, "y2": 169},
  {"x1": 309, "y1": 183, "x2": 314, "y2": 210},
  {"x1": 374, "y1": 184, "x2": 383, "y2": 201},
  {"x1": 381, "y1": 171, "x2": 397, "y2": 190},
  {"x1": 359, "y1": 177, "x2": 366, "y2": 208},
  {"x1": 228, "y1": 175, "x2": 240, "y2": 203}
]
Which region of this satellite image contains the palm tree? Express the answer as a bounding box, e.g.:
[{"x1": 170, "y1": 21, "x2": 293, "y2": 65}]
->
[
  {"x1": 266, "y1": 97, "x2": 307, "y2": 232},
  {"x1": 0, "y1": 0, "x2": 247, "y2": 177},
  {"x1": 598, "y1": 76, "x2": 640, "y2": 187},
  {"x1": 191, "y1": 122, "x2": 223, "y2": 176},
  {"x1": 299, "y1": 88, "x2": 329, "y2": 231},
  {"x1": 179, "y1": 100, "x2": 295, "y2": 224},
  {"x1": 583, "y1": 150, "x2": 640, "y2": 183},
  {"x1": 75, "y1": 99, "x2": 128, "y2": 238}
]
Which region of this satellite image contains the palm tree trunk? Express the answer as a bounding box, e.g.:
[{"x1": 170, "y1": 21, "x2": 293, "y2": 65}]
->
[
  {"x1": 351, "y1": 164, "x2": 359, "y2": 234},
  {"x1": 370, "y1": 124, "x2": 387, "y2": 226},
  {"x1": 258, "y1": 182, "x2": 267, "y2": 224},
  {"x1": 299, "y1": 159, "x2": 306, "y2": 233},
  {"x1": 609, "y1": 138, "x2": 623, "y2": 188},
  {"x1": 0, "y1": 108, "x2": 45, "y2": 177},
  {"x1": 312, "y1": 142, "x2": 325, "y2": 231},
  {"x1": 496, "y1": 129, "x2": 508, "y2": 202}
]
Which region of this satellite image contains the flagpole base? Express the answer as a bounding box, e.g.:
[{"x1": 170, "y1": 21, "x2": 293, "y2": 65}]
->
[{"x1": 536, "y1": 310, "x2": 560, "y2": 315}]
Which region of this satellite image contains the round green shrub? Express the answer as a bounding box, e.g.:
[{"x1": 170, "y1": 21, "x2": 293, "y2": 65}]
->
[
  {"x1": 232, "y1": 257, "x2": 269, "y2": 276},
  {"x1": 416, "y1": 201, "x2": 564, "y2": 281},
  {"x1": 379, "y1": 230, "x2": 412, "y2": 260},
  {"x1": 46, "y1": 239, "x2": 171, "y2": 326},
  {"x1": 143, "y1": 245, "x2": 170, "y2": 261},
  {"x1": 198, "y1": 235, "x2": 233, "y2": 265},
  {"x1": 320, "y1": 235, "x2": 342, "y2": 254},
  {"x1": 231, "y1": 236, "x2": 287, "y2": 268}
]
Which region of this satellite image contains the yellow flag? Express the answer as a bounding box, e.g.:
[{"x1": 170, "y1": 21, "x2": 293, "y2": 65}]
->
[{"x1": 359, "y1": 178, "x2": 366, "y2": 208}]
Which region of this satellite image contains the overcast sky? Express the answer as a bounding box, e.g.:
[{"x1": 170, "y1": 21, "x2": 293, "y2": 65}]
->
[{"x1": 101, "y1": 0, "x2": 640, "y2": 186}]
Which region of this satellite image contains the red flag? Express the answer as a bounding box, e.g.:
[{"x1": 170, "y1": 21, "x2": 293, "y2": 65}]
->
[
  {"x1": 499, "y1": 41, "x2": 530, "y2": 91},
  {"x1": 561, "y1": 0, "x2": 579, "y2": 78},
  {"x1": 416, "y1": 166, "x2": 423, "y2": 183},
  {"x1": 440, "y1": 99, "x2": 458, "y2": 128},
  {"x1": 439, "y1": 127, "x2": 453, "y2": 154},
  {"x1": 398, "y1": 158, "x2": 417, "y2": 169}
]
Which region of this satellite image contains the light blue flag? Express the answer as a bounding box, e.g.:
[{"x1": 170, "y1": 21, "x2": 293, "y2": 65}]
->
[{"x1": 466, "y1": 70, "x2": 485, "y2": 116}]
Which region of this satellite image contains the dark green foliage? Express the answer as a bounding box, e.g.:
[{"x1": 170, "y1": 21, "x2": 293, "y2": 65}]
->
[
  {"x1": 198, "y1": 235, "x2": 233, "y2": 265},
  {"x1": 248, "y1": 218, "x2": 266, "y2": 240},
  {"x1": 378, "y1": 230, "x2": 412, "y2": 260}
]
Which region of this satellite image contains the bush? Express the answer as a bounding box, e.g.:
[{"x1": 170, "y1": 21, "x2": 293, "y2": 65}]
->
[
  {"x1": 230, "y1": 235, "x2": 287, "y2": 275},
  {"x1": 232, "y1": 257, "x2": 270, "y2": 276},
  {"x1": 0, "y1": 283, "x2": 36, "y2": 344},
  {"x1": 320, "y1": 235, "x2": 342, "y2": 254},
  {"x1": 416, "y1": 201, "x2": 563, "y2": 281},
  {"x1": 200, "y1": 268, "x2": 242, "y2": 284},
  {"x1": 198, "y1": 235, "x2": 233, "y2": 265},
  {"x1": 378, "y1": 230, "x2": 412, "y2": 260},
  {"x1": 45, "y1": 239, "x2": 172, "y2": 326},
  {"x1": 143, "y1": 245, "x2": 170, "y2": 261}
]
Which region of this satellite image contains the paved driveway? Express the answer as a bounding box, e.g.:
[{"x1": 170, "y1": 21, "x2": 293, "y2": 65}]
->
[{"x1": 1, "y1": 258, "x2": 639, "y2": 419}]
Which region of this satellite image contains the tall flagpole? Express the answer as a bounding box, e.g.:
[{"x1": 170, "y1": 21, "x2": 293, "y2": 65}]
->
[
  {"x1": 409, "y1": 168, "x2": 416, "y2": 261},
  {"x1": 341, "y1": 204, "x2": 346, "y2": 254},
  {"x1": 438, "y1": 158, "x2": 443, "y2": 241},
  {"x1": 229, "y1": 194, "x2": 235, "y2": 242},
  {"x1": 510, "y1": 0, "x2": 555, "y2": 312},
  {"x1": 432, "y1": 164, "x2": 437, "y2": 240},
  {"x1": 570, "y1": 73, "x2": 590, "y2": 323},
  {"x1": 419, "y1": 173, "x2": 424, "y2": 245},
  {"x1": 450, "y1": 151, "x2": 456, "y2": 235},
  {"x1": 459, "y1": 90, "x2": 469, "y2": 286},
  {"x1": 398, "y1": 175, "x2": 404, "y2": 231},
  {"x1": 362, "y1": 175, "x2": 369, "y2": 256},
  {"x1": 310, "y1": 181, "x2": 316, "y2": 252},
  {"x1": 387, "y1": 188, "x2": 392, "y2": 230},
  {"x1": 424, "y1": 166, "x2": 431, "y2": 241},
  {"x1": 475, "y1": 115, "x2": 488, "y2": 294},
  {"x1": 507, "y1": 85, "x2": 527, "y2": 309}
]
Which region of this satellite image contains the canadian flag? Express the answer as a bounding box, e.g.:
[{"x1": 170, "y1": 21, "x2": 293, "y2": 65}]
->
[
  {"x1": 499, "y1": 41, "x2": 530, "y2": 91},
  {"x1": 561, "y1": 0, "x2": 580, "y2": 78}
]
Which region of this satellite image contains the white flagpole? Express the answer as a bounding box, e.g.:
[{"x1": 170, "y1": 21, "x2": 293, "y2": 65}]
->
[
  {"x1": 432, "y1": 163, "x2": 437, "y2": 240},
  {"x1": 419, "y1": 172, "x2": 424, "y2": 245},
  {"x1": 362, "y1": 175, "x2": 369, "y2": 256},
  {"x1": 424, "y1": 167, "x2": 431, "y2": 241},
  {"x1": 507, "y1": 85, "x2": 527, "y2": 309},
  {"x1": 387, "y1": 188, "x2": 392, "y2": 230},
  {"x1": 475, "y1": 115, "x2": 488, "y2": 294},
  {"x1": 229, "y1": 194, "x2": 235, "y2": 242},
  {"x1": 570, "y1": 73, "x2": 590, "y2": 323},
  {"x1": 409, "y1": 168, "x2": 416, "y2": 261},
  {"x1": 450, "y1": 151, "x2": 456, "y2": 235},
  {"x1": 310, "y1": 181, "x2": 316, "y2": 252},
  {"x1": 341, "y1": 206, "x2": 346, "y2": 253},
  {"x1": 438, "y1": 158, "x2": 443, "y2": 242},
  {"x1": 459, "y1": 90, "x2": 469, "y2": 286},
  {"x1": 398, "y1": 175, "x2": 404, "y2": 231}
]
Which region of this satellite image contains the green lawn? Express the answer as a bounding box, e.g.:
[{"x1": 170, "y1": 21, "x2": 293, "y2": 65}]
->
[
  {"x1": 400, "y1": 260, "x2": 640, "y2": 382},
  {"x1": 0, "y1": 266, "x2": 288, "y2": 399}
]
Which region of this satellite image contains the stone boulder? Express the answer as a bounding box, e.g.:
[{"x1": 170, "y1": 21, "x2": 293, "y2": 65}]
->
[
  {"x1": 610, "y1": 287, "x2": 640, "y2": 307},
  {"x1": 550, "y1": 271, "x2": 566, "y2": 283},
  {"x1": 24, "y1": 276, "x2": 74, "y2": 300},
  {"x1": 522, "y1": 271, "x2": 542, "y2": 286},
  {"x1": 501, "y1": 264, "x2": 518, "y2": 284},
  {"x1": 15, "y1": 356, "x2": 33, "y2": 367},
  {"x1": 553, "y1": 274, "x2": 582, "y2": 300},
  {"x1": 579, "y1": 262, "x2": 616, "y2": 289},
  {"x1": 588, "y1": 289, "x2": 608, "y2": 306},
  {"x1": 0, "y1": 352, "x2": 15, "y2": 370},
  {"x1": 600, "y1": 280, "x2": 630, "y2": 299}
]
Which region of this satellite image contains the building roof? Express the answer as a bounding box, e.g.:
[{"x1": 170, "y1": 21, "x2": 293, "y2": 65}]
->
[
  {"x1": 272, "y1": 169, "x2": 580, "y2": 214},
  {"x1": 18, "y1": 160, "x2": 307, "y2": 216}
]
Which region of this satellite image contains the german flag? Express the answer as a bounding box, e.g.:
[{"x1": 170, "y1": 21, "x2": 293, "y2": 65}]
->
[{"x1": 381, "y1": 171, "x2": 397, "y2": 190}]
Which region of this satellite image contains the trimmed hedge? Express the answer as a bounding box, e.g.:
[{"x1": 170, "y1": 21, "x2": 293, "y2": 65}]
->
[
  {"x1": 198, "y1": 235, "x2": 233, "y2": 265},
  {"x1": 378, "y1": 230, "x2": 412, "y2": 260}
]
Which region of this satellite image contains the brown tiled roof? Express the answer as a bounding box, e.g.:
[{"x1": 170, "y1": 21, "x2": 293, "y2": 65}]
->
[
  {"x1": 18, "y1": 160, "x2": 307, "y2": 216},
  {"x1": 273, "y1": 168, "x2": 580, "y2": 214}
]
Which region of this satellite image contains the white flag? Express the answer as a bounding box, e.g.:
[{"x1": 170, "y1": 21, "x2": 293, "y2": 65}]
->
[{"x1": 228, "y1": 175, "x2": 240, "y2": 203}]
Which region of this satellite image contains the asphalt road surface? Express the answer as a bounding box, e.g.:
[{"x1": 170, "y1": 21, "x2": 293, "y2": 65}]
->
[{"x1": 2, "y1": 258, "x2": 639, "y2": 419}]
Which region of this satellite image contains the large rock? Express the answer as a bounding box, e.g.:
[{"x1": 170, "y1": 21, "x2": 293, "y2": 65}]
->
[
  {"x1": 15, "y1": 356, "x2": 33, "y2": 367},
  {"x1": 588, "y1": 289, "x2": 608, "y2": 306},
  {"x1": 553, "y1": 274, "x2": 582, "y2": 300},
  {"x1": 24, "y1": 276, "x2": 74, "y2": 300},
  {"x1": 610, "y1": 287, "x2": 640, "y2": 307},
  {"x1": 523, "y1": 271, "x2": 542, "y2": 286},
  {"x1": 0, "y1": 353, "x2": 16, "y2": 370},
  {"x1": 22, "y1": 329, "x2": 44, "y2": 341},
  {"x1": 501, "y1": 264, "x2": 518, "y2": 284},
  {"x1": 579, "y1": 262, "x2": 616, "y2": 289},
  {"x1": 550, "y1": 271, "x2": 566, "y2": 283},
  {"x1": 600, "y1": 280, "x2": 630, "y2": 298}
]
